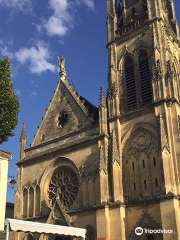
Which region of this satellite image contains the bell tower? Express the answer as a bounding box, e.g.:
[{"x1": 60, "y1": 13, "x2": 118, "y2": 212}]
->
[{"x1": 105, "y1": 0, "x2": 180, "y2": 239}]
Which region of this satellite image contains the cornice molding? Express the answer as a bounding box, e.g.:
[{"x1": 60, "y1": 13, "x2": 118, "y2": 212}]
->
[{"x1": 17, "y1": 135, "x2": 105, "y2": 167}]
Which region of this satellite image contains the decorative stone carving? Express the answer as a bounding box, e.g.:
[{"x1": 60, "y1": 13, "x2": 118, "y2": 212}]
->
[
  {"x1": 157, "y1": 114, "x2": 170, "y2": 152},
  {"x1": 99, "y1": 146, "x2": 108, "y2": 174},
  {"x1": 116, "y1": 14, "x2": 148, "y2": 37},
  {"x1": 178, "y1": 116, "x2": 180, "y2": 133},
  {"x1": 59, "y1": 55, "x2": 67, "y2": 79},
  {"x1": 112, "y1": 131, "x2": 120, "y2": 165},
  {"x1": 126, "y1": 129, "x2": 157, "y2": 159},
  {"x1": 99, "y1": 87, "x2": 106, "y2": 108},
  {"x1": 79, "y1": 164, "x2": 99, "y2": 181},
  {"x1": 165, "y1": 60, "x2": 174, "y2": 84},
  {"x1": 152, "y1": 60, "x2": 163, "y2": 81},
  {"x1": 48, "y1": 168, "x2": 79, "y2": 209},
  {"x1": 107, "y1": 82, "x2": 118, "y2": 100},
  {"x1": 129, "y1": 207, "x2": 162, "y2": 240},
  {"x1": 57, "y1": 111, "x2": 69, "y2": 128}
]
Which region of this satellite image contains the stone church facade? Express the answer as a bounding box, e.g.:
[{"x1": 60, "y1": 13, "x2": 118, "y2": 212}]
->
[{"x1": 14, "y1": 0, "x2": 180, "y2": 240}]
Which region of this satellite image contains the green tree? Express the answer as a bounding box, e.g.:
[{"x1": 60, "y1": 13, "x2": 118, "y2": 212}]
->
[{"x1": 0, "y1": 57, "x2": 20, "y2": 144}]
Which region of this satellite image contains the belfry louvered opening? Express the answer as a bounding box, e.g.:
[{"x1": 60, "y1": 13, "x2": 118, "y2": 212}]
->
[
  {"x1": 139, "y1": 51, "x2": 152, "y2": 106},
  {"x1": 125, "y1": 58, "x2": 137, "y2": 110}
]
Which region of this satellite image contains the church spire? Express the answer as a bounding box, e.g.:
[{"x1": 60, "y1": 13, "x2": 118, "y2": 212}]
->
[{"x1": 20, "y1": 122, "x2": 27, "y2": 161}]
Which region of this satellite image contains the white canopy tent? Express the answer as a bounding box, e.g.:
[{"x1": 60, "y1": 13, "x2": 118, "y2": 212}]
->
[{"x1": 5, "y1": 219, "x2": 86, "y2": 240}]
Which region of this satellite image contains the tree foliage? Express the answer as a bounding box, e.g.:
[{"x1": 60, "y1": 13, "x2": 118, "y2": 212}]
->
[{"x1": 0, "y1": 57, "x2": 20, "y2": 144}]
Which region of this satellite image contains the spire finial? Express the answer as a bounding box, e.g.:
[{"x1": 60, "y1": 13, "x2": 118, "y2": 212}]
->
[
  {"x1": 99, "y1": 87, "x2": 106, "y2": 108},
  {"x1": 58, "y1": 55, "x2": 67, "y2": 80},
  {"x1": 20, "y1": 122, "x2": 27, "y2": 141}
]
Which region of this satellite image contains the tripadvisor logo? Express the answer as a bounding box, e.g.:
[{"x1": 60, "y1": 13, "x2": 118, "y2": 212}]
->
[
  {"x1": 135, "y1": 227, "x2": 174, "y2": 235},
  {"x1": 135, "y1": 227, "x2": 143, "y2": 235}
]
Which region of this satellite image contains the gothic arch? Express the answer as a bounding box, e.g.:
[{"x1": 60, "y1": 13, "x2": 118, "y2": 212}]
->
[
  {"x1": 130, "y1": 212, "x2": 163, "y2": 240},
  {"x1": 35, "y1": 184, "x2": 41, "y2": 216},
  {"x1": 122, "y1": 122, "x2": 158, "y2": 150},
  {"x1": 29, "y1": 186, "x2": 34, "y2": 217},
  {"x1": 23, "y1": 233, "x2": 34, "y2": 240},
  {"x1": 118, "y1": 50, "x2": 134, "y2": 70},
  {"x1": 85, "y1": 225, "x2": 97, "y2": 240},
  {"x1": 23, "y1": 187, "x2": 28, "y2": 218},
  {"x1": 40, "y1": 157, "x2": 81, "y2": 210},
  {"x1": 173, "y1": 57, "x2": 179, "y2": 72},
  {"x1": 133, "y1": 41, "x2": 153, "y2": 57},
  {"x1": 122, "y1": 124, "x2": 164, "y2": 201}
]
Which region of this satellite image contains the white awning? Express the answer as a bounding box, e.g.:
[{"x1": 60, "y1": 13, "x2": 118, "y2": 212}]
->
[{"x1": 5, "y1": 218, "x2": 86, "y2": 238}]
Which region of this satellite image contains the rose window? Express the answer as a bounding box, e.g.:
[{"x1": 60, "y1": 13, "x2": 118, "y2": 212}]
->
[
  {"x1": 48, "y1": 168, "x2": 79, "y2": 209},
  {"x1": 58, "y1": 111, "x2": 68, "y2": 128}
]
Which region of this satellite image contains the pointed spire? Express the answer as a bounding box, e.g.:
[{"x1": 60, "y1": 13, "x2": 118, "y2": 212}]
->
[
  {"x1": 20, "y1": 122, "x2": 27, "y2": 161},
  {"x1": 59, "y1": 55, "x2": 67, "y2": 80},
  {"x1": 99, "y1": 87, "x2": 106, "y2": 108},
  {"x1": 20, "y1": 122, "x2": 27, "y2": 141}
]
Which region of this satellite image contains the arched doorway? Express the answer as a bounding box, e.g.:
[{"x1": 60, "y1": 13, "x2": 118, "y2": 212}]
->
[
  {"x1": 86, "y1": 225, "x2": 97, "y2": 240},
  {"x1": 55, "y1": 236, "x2": 72, "y2": 240}
]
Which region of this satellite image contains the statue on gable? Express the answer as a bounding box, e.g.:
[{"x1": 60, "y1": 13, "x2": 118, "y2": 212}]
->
[{"x1": 59, "y1": 55, "x2": 67, "y2": 80}]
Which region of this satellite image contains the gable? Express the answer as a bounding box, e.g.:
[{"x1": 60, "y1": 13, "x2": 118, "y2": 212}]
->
[{"x1": 31, "y1": 79, "x2": 98, "y2": 147}]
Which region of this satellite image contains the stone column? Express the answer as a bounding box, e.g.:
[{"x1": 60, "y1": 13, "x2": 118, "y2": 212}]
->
[
  {"x1": 160, "y1": 198, "x2": 179, "y2": 240},
  {"x1": 96, "y1": 207, "x2": 110, "y2": 240},
  {"x1": 0, "y1": 150, "x2": 11, "y2": 235}
]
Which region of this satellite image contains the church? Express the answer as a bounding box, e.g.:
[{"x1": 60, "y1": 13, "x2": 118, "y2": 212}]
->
[{"x1": 14, "y1": 0, "x2": 180, "y2": 239}]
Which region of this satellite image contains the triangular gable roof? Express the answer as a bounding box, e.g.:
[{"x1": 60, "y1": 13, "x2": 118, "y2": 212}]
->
[{"x1": 31, "y1": 78, "x2": 98, "y2": 147}]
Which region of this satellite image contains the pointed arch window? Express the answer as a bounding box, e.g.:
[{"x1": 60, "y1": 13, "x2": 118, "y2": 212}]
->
[
  {"x1": 29, "y1": 187, "x2": 34, "y2": 217},
  {"x1": 25, "y1": 234, "x2": 34, "y2": 240},
  {"x1": 35, "y1": 185, "x2": 40, "y2": 216},
  {"x1": 23, "y1": 188, "x2": 28, "y2": 218},
  {"x1": 125, "y1": 57, "x2": 137, "y2": 110},
  {"x1": 138, "y1": 51, "x2": 152, "y2": 106}
]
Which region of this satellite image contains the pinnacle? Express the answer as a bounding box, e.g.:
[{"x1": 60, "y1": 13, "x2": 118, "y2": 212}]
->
[
  {"x1": 99, "y1": 87, "x2": 106, "y2": 108},
  {"x1": 20, "y1": 122, "x2": 27, "y2": 141}
]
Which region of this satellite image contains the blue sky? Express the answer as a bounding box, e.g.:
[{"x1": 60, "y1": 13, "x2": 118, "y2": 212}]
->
[{"x1": 0, "y1": 0, "x2": 180, "y2": 203}]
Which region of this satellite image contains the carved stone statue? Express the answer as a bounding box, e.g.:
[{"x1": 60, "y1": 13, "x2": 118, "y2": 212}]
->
[{"x1": 59, "y1": 55, "x2": 67, "y2": 79}]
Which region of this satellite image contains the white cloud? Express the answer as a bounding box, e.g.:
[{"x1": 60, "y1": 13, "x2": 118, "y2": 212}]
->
[
  {"x1": 1, "y1": 46, "x2": 14, "y2": 59},
  {"x1": 14, "y1": 89, "x2": 22, "y2": 96},
  {"x1": 30, "y1": 90, "x2": 38, "y2": 97},
  {"x1": 43, "y1": 0, "x2": 72, "y2": 37},
  {"x1": 15, "y1": 41, "x2": 57, "y2": 75},
  {"x1": 40, "y1": 0, "x2": 94, "y2": 38},
  {"x1": 0, "y1": 0, "x2": 32, "y2": 12},
  {"x1": 81, "y1": 0, "x2": 94, "y2": 9}
]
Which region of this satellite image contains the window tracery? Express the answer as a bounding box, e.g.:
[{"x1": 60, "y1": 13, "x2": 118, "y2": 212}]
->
[
  {"x1": 123, "y1": 128, "x2": 164, "y2": 201},
  {"x1": 121, "y1": 48, "x2": 153, "y2": 113},
  {"x1": 22, "y1": 184, "x2": 41, "y2": 219},
  {"x1": 57, "y1": 111, "x2": 69, "y2": 128},
  {"x1": 48, "y1": 168, "x2": 79, "y2": 209}
]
